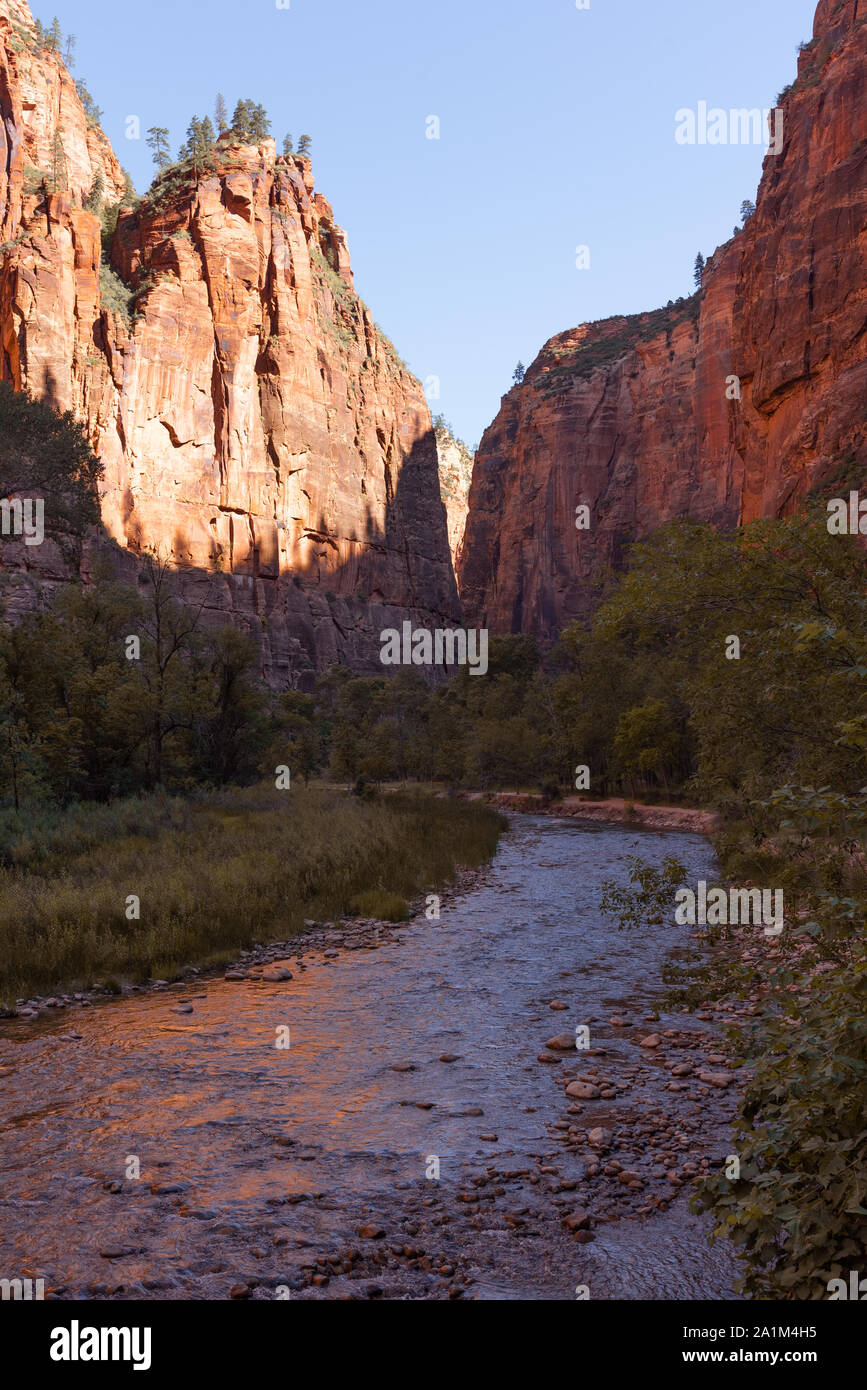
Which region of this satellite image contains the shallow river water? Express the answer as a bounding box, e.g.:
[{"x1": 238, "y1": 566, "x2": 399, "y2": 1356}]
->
[{"x1": 0, "y1": 813, "x2": 741, "y2": 1300}]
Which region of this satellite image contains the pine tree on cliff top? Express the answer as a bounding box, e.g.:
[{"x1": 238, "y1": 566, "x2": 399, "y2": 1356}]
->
[
  {"x1": 146, "y1": 127, "x2": 172, "y2": 170},
  {"x1": 215, "y1": 92, "x2": 228, "y2": 134},
  {"x1": 693, "y1": 252, "x2": 705, "y2": 289},
  {"x1": 249, "y1": 103, "x2": 271, "y2": 143},
  {"x1": 297, "y1": 134, "x2": 312, "y2": 157},
  {"x1": 231, "y1": 100, "x2": 271, "y2": 144}
]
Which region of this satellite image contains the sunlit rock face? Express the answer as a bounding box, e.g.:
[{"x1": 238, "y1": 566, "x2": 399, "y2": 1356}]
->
[
  {"x1": 434, "y1": 420, "x2": 474, "y2": 578},
  {"x1": 460, "y1": 0, "x2": 867, "y2": 639},
  {"x1": 0, "y1": 0, "x2": 460, "y2": 684}
]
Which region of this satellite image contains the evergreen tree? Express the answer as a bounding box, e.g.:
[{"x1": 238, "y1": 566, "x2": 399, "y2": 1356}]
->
[
  {"x1": 282, "y1": 134, "x2": 294, "y2": 156},
  {"x1": 178, "y1": 115, "x2": 201, "y2": 162},
  {"x1": 146, "y1": 127, "x2": 172, "y2": 171},
  {"x1": 75, "y1": 80, "x2": 103, "y2": 128},
  {"x1": 296, "y1": 133, "x2": 312, "y2": 157},
  {"x1": 83, "y1": 171, "x2": 104, "y2": 213},
  {"x1": 48, "y1": 16, "x2": 62, "y2": 51},
  {"x1": 33, "y1": 18, "x2": 45, "y2": 44},
  {"x1": 215, "y1": 92, "x2": 228, "y2": 134},
  {"x1": 50, "y1": 130, "x2": 68, "y2": 191},
  {"x1": 513, "y1": 361, "x2": 525, "y2": 384},
  {"x1": 693, "y1": 252, "x2": 705, "y2": 289},
  {"x1": 121, "y1": 169, "x2": 136, "y2": 205},
  {"x1": 231, "y1": 100, "x2": 271, "y2": 144},
  {"x1": 249, "y1": 103, "x2": 271, "y2": 143},
  {"x1": 740, "y1": 198, "x2": 756, "y2": 225},
  {"x1": 231, "y1": 99, "x2": 253, "y2": 140},
  {"x1": 181, "y1": 116, "x2": 216, "y2": 171},
  {"x1": 64, "y1": 33, "x2": 76, "y2": 68}
]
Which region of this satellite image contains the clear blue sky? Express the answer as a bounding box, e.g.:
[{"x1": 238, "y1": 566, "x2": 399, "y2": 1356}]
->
[{"x1": 42, "y1": 0, "x2": 818, "y2": 449}]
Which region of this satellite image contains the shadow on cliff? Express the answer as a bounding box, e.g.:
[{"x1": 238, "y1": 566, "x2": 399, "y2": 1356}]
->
[{"x1": 1, "y1": 427, "x2": 464, "y2": 691}]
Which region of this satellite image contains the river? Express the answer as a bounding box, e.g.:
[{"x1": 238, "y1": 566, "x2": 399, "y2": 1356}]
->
[{"x1": 0, "y1": 813, "x2": 742, "y2": 1300}]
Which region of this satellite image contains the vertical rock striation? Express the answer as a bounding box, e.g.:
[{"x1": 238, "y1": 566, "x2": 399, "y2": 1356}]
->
[
  {"x1": 0, "y1": 0, "x2": 460, "y2": 683},
  {"x1": 459, "y1": 0, "x2": 867, "y2": 639}
]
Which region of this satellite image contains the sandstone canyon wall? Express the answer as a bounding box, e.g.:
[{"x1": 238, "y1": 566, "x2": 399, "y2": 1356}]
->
[
  {"x1": 459, "y1": 0, "x2": 867, "y2": 639},
  {"x1": 0, "y1": 0, "x2": 460, "y2": 685},
  {"x1": 434, "y1": 420, "x2": 474, "y2": 570}
]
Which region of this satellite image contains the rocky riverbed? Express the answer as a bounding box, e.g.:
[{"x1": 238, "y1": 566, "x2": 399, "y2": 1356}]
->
[{"x1": 0, "y1": 814, "x2": 743, "y2": 1300}]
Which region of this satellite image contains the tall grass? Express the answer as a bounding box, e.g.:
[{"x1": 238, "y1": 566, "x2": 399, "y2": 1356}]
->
[{"x1": 0, "y1": 786, "x2": 507, "y2": 1002}]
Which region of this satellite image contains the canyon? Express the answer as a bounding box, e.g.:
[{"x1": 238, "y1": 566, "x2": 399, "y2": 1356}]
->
[
  {"x1": 0, "y1": 0, "x2": 864, "y2": 669},
  {"x1": 0, "y1": 0, "x2": 460, "y2": 684},
  {"x1": 458, "y1": 0, "x2": 867, "y2": 638}
]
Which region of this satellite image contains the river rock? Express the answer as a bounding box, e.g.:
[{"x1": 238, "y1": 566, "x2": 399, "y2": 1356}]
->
[
  {"x1": 566, "y1": 1081, "x2": 601, "y2": 1100},
  {"x1": 562, "y1": 1209, "x2": 590, "y2": 1231},
  {"x1": 587, "y1": 1127, "x2": 611, "y2": 1150},
  {"x1": 545, "y1": 1034, "x2": 577, "y2": 1052},
  {"x1": 640, "y1": 1034, "x2": 661, "y2": 1048},
  {"x1": 262, "y1": 966, "x2": 293, "y2": 982},
  {"x1": 698, "y1": 1070, "x2": 734, "y2": 1088}
]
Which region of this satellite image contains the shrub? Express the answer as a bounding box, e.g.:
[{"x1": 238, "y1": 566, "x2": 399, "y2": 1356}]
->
[{"x1": 99, "y1": 258, "x2": 133, "y2": 324}]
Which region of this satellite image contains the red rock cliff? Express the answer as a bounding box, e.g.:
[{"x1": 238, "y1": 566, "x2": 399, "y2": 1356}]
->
[
  {"x1": 0, "y1": 0, "x2": 460, "y2": 683},
  {"x1": 459, "y1": 0, "x2": 867, "y2": 638}
]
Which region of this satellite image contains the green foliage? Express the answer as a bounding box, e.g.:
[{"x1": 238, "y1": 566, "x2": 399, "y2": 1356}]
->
[
  {"x1": 589, "y1": 511, "x2": 867, "y2": 1295},
  {"x1": 100, "y1": 200, "x2": 122, "y2": 257},
  {"x1": 179, "y1": 115, "x2": 216, "y2": 169},
  {"x1": 99, "y1": 257, "x2": 133, "y2": 323},
  {"x1": 614, "y1": 698, "x2": 682, "y2": 789},
  {"x1": 231, "y1": 99, "x2": 271, "y2": 144},
  {"x1": 146, "y1": 126, "x2": 172, "y2": 170},
  {"x1": 49, "y1": 130, "x2": 67, "y2": 192},
  {"x1": 540, "y1": 298, "x2": 700, "y2": 396},
  {"x1": 599, "y1": 855, "x2": 687, "y2": 932},
  {"x1": 692, "y1": 950, "x2": 866, "y2": 1299},
  {"x1": 0, "y1": 380, "x2": 102, "y2": 543},
  {"x1": 0, "y1": 558, "x2": 267, "y2": 807},
  {"x1": 83, "y1": 171, "x2": 104, "y2": 213},
  {"x1": 374, "y1": 322, "x2": 410, "y2": 372},
  {"x1": 21, "y1": 165, "x2": 47, "y2": 198},
  {"x1": 74, "y1": 80, "x2": 103, "y2": 129}
]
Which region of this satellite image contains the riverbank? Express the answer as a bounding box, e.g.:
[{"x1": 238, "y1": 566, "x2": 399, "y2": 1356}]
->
[
  {"x1": 479, "y1": 792, "x2": 717, "y2": 835},
  {"x1": 0, "y1": 786, "x2": 507, "y2": 1011},
  {"x1": 0, "y1": 811, "x2": 740, "y2": 1301}
]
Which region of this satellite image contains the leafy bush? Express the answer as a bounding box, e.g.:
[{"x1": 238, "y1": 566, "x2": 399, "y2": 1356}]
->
[
  {"x1": 99, "y1": 257, "x2": 133, "y2": 323},
  {"x1": 599, "y1": 855, "x2": 687, "y2": 932}
]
